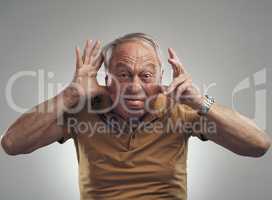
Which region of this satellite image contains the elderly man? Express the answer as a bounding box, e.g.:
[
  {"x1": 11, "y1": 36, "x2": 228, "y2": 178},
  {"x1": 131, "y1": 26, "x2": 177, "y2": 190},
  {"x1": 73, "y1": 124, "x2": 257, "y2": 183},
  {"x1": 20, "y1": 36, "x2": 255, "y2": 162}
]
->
[{"x1": 1, "y1": 33, "x2": 271, "y2": 200}]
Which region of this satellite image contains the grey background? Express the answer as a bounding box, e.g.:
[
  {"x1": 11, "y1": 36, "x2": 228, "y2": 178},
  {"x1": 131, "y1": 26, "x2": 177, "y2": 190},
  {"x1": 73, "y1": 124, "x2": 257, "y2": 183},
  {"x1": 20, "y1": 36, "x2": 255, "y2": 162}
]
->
[{"x1": 0, "y1": 0, "x2": 271, "y2": 199}]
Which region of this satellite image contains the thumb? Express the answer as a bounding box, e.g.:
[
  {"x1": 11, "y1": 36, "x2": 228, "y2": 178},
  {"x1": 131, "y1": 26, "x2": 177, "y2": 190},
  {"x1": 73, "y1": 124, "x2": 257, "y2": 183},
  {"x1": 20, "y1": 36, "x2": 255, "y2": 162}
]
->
[{"x1": 158, "y1": 85, "x2": 168, "y2": 94}]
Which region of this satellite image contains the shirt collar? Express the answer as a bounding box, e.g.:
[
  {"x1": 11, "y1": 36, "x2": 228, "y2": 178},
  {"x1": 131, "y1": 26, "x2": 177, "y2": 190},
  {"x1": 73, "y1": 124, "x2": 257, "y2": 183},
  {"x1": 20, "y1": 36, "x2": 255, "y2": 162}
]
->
[{"x1": 95, "y1": 93, "x2": 173, "y2": 132}]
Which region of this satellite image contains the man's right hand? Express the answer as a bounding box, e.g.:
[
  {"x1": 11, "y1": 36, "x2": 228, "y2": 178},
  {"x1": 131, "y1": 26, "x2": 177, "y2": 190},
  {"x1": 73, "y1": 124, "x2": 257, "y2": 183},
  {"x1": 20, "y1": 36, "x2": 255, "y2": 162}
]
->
[{"x1": 72, "y1": 39, "x2": 108, "y2": 98}]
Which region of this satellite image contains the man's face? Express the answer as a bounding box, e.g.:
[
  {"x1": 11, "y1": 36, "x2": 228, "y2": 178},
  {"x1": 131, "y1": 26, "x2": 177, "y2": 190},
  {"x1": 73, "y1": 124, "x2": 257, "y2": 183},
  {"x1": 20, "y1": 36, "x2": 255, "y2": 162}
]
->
[{"x1": 106, "y1": 41, "x2": 163, "y2": 118}]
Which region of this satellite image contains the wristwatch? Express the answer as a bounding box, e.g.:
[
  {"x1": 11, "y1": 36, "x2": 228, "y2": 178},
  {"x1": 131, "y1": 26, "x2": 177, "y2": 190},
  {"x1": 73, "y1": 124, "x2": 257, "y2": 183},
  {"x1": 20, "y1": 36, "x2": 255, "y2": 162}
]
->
[{"x1": 197, "y1": 95, "x2": 215, "y2": 116}]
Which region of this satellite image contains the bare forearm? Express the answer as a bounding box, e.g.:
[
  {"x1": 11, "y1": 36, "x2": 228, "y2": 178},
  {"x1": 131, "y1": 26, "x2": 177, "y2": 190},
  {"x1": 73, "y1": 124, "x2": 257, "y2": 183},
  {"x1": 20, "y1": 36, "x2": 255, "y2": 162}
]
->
[
  {"x1": 1, "y1": 107, "x2": 61, "y2": 155},
  {"x1": 1, "y1": 86, "x2": 80, "y2": 155},
  {"x1": 204, "y1": 103, "x2": 271, "y2": 157}
]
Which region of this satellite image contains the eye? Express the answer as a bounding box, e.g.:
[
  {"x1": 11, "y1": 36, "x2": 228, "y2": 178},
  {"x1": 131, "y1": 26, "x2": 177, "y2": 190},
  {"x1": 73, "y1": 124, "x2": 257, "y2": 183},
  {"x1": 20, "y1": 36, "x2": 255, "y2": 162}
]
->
[
  {"x1": 140, "y1": 72, "x2": 153, "y2": 82},
  {"x1": 120, "y1": 73, "x2": 127, "y2": 77},
  {"x1": 143, "y1": 74, "x2": 151, "y2": 78},
  {"x1": 118, "y1": 72, "x2": 130, "y2": 81}
]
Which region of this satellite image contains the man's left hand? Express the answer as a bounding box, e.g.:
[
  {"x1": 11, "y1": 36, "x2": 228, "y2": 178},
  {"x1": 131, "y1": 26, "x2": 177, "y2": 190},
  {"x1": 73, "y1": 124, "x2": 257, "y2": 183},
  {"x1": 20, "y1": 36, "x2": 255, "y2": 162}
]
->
[{"x1": 163, "y1": 48, "x2": 203, "y2": 110}]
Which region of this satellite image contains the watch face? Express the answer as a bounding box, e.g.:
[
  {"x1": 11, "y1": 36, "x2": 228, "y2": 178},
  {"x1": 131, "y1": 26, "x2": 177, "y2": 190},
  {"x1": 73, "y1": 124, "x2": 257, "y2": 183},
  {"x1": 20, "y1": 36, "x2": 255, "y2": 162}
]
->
[
  {"x1": 207, "y1": 95, "x2": 215, "y2": 103},
  {"x1": 199, "y1": 95, "x2": 215, "y2": 115},
  {"x1": 203, "y1": 106, "x2": 209, "y2": 113}
]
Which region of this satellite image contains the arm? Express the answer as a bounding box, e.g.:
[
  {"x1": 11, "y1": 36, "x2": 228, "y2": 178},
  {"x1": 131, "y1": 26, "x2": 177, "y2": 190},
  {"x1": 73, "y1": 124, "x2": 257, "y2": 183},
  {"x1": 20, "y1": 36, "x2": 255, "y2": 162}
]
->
[
  {"x1": 201, "y1": 102, "x2": 271, "y2": 157},
  {"x1": 164, "y1": 47, "x2": 271, "y2": 157},
  {"x1": 1, "y1": 87, "x2": 80, "y2": 155},
  {"x1": 1, "y1": 39, "x2": 107, "y2": 155}
]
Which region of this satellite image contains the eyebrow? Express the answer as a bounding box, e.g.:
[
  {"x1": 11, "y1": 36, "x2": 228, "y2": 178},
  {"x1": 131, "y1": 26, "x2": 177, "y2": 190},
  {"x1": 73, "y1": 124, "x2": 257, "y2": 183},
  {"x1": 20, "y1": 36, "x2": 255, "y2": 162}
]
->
[
  {"x1": 115, "y1": 61, "x2": 158, "y2": 71},
  {"x1": 142, "y1": 62, "x2": 157, "y2": 67}
]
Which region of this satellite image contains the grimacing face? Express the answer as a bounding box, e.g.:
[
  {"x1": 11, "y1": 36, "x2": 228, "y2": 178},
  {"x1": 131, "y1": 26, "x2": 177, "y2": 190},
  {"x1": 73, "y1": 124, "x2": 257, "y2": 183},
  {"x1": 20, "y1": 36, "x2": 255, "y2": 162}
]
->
[{"x1": 105, "y1": 40, "x2": 163, "y2": 119}]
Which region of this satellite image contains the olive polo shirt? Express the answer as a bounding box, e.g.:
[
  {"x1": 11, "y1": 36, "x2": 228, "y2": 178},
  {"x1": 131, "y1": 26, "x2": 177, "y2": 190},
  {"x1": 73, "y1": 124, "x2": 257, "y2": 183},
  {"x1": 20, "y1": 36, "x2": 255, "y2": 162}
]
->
[{"x1": 58, "y1": 93, "x2": 208, "y2": 200}]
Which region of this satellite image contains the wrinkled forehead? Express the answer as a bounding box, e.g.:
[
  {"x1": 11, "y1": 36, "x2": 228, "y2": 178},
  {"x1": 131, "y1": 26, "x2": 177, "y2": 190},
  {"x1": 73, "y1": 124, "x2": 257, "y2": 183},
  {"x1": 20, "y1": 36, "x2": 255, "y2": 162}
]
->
[{"x1": 109, "y1": 41, "x2": 161, "y2": 67}]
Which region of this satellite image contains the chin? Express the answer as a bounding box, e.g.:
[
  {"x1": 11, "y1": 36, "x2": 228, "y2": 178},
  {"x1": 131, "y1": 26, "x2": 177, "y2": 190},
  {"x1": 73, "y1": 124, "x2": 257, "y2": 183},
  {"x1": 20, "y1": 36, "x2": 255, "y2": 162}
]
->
[
  {"x1": 125, "y1": 108, "x2": 145, "y2": 118},
  {"x1": 117, "y1": 106, "x2": 145, "y2": 119}
]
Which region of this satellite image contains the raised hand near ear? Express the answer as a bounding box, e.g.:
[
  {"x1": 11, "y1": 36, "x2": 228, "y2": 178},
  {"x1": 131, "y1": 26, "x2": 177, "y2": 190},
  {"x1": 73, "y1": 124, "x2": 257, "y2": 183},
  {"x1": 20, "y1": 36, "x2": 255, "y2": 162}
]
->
[
  {"x1": 164, "y1": 48, "x2": 203, "y2": 110},
  {"x1": 72, "y1": 40, "x2": 108, "y2": 97}
]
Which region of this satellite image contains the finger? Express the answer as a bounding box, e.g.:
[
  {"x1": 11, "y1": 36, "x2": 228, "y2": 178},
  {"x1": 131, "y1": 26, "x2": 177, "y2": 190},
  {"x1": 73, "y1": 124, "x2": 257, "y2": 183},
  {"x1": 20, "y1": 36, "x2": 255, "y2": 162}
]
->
[
  {"x1": 168, "y1": 48, "x2": 186, "y2": 76},
  {"x1": 168, "y1": 58, "x2": 181, "y2": 77},
  {"x1": 152, "y1": 84, "x2": 167, "y2": 94},
  {"x1": 91, "y1": 40, "x2": 101, "y2": 59},
  {"x1": 168, "y1": 47, "x2": 175, "y2": 59},
  {"x1": 93, "y1": 50, "x2": 104, "y2": 69},
  {"x1": 82, "y1": 40, "x2": 91, "y2": 62},
  {"x1": 86, "y1": 40, "x2": 99, "y2": 65},
  {"x1": 175, "y1": 79, "x2": 192, "y2": 101},
  {"x1": 165, "y1": 74, "x2": 188, "y2": 95},
  {"x1": 82, "y1": 40, "x2": 88, "y2": 59},
  {"x1": 84, "y1": 40, "x2": 93, "y2": 64},
  {"x1": 75, "y1": 46, "x2": 83, "y2": 69},
  {"x1": 159, "y1": 85, "x2": 167, "y2": 94},
  {"x1": 168, "y1": 48, "x2": 182, "y2": 63}
]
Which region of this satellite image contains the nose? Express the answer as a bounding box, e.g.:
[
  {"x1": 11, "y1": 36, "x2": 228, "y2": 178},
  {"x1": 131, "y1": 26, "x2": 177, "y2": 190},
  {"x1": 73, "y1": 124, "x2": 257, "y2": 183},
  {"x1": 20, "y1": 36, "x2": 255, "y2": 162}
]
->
[{"x1": 127, "y1": 76, "x2": 143, "y2": 94}]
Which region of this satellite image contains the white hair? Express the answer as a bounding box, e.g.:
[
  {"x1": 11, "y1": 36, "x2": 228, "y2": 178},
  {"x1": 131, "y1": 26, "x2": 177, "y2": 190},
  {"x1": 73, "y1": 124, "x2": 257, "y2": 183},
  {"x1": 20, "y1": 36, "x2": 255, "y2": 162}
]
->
[{"x1": 102, "y1": 32, "x2": 163, "y2": 69}]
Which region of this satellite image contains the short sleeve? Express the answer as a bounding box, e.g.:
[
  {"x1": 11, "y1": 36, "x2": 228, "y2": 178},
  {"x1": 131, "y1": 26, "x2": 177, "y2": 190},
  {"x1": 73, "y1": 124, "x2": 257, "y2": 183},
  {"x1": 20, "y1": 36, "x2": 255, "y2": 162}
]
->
[
  {"x1": 57, "y1": 126, "x2": 77, "y2": 144},
  {"x1": 57, "y1": 112, "x2": 78, "y2": 144},
  {"x1": 57, "y1": 95, "x2": 107, "y2": 144}
]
